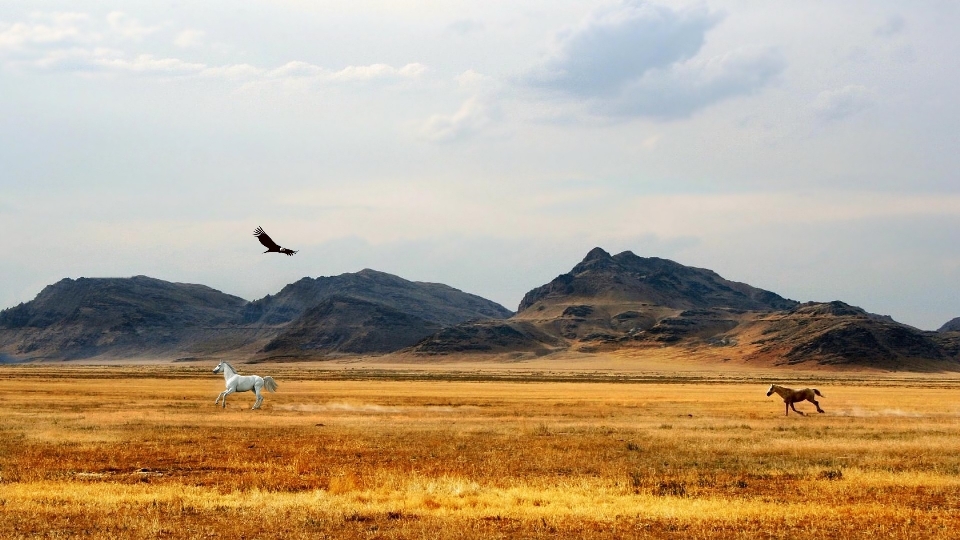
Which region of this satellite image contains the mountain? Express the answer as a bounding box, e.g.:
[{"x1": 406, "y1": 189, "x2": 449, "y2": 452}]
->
[
  {"x1": 0, "y1": 276, "x2": 248, "y2": 359},
  {"x1": 409, "y1": 319, "x2": 566, "y2": 357},
  {"x1": 407, "y1": 248, "x2": 799, "y2": 357},
  {"x1": 411, "y1": 248, "x2": 959, "y2": 370},
  {"x1": 517, "y1": 247, "x2": 798, "y2": 313},
  {"x1": 738, "y1": 301, "x2": 953, "y2": 369},
  {"x1": 505, "y1": 247, "x2": 795, "y2": 349},
  {"x1": 1, "y1": 254, "x2": 957, "y2": 370},
  {"x1": 939, "y1": 317, "x2": 960, "y2": 332},
  {"x1": 260, "y1": 295, "x2": 442, "y2": 356},
  {"x1": 0, "y1": 270, "x2": 512, "y2": 361},
  {"x1": 242, "y1": 269, "x2": 512, "y2": 326}
]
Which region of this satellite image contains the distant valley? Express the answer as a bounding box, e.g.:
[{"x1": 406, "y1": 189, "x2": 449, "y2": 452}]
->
[{"x1": 1, "y1": 248, "x2": 958, "y2": 370}]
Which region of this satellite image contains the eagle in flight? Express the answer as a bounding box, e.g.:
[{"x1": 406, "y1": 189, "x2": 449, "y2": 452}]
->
[{"x1": 253, "y1": 226, "x2": 298, "y2": 256}]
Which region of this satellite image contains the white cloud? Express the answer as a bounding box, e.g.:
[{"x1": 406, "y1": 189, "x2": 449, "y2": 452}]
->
[
  {"x1": 812, "y1": 85, "x2": 877, "y2": 123},
  {"x1": 173, "y1": 29, "x2": 205, "y2": 48},
  {"x1": 456, "y1": 69, "x2": 491, "y2": 88},
  {"x1": 420, "y1": 96, "x2": 496, "y2": 143},
  {"x1": 106, "y1": 11, "x2": 159, "y2": 41},
  {"x1": 1, "y1": 11, "x2": 425, "y2": 88},
  {"x1": 328, "y1": 62, "x2": 426, "y2": 82},
  {"x1": 200, "y1": 63, "x2": 264, "y2": 80},
  {"x1": 605, "y1": 46, "x2": 784, "y2": 119},
  {"x1": 0, "y1": 12, "x2": 97, "y2": 50},
  {"x1": 523, "y1": 0, "x2": 783, "y2": 120},
  {"x1": 94, "y1": 53, "x2": 206, "y2": 74}
]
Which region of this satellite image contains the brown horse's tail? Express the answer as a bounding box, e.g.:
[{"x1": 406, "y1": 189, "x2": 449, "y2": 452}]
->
[{"x1": 814, "y1": 389, "x2": 824, "y2": 397}]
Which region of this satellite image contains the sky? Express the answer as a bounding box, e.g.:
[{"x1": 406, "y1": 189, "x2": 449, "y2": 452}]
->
[{"x1": 1, "y1": 1, "x2": 959, "y2": 330}]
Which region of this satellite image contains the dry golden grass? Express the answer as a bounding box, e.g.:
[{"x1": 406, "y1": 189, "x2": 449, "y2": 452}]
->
[{"x1": 1, "y1": 363, "x2": 959, "y2": 538}]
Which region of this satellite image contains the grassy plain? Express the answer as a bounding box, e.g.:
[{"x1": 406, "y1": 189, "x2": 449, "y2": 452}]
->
[{"x1": 1, "y1": 362, "x2": 959, "y2": 538}]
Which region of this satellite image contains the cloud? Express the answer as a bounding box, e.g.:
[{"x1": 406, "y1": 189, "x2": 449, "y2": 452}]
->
[
  {"x1": 327, "y1": 62, "x2": 426, "y2": 82},
  {"x1": 447, "y1": 19, "x2": 484, "y2": 36},
  {"x1": 106, "y1": 12, "x2": 159, "y2": 41},
  {"x1": 173, "y1": 29, "x2": 205, "y2": 48},
  {"x1": 604, "y1": 46, "x2": 784, "y2": 119},
  {"x1": 875, "y1": 14, "x2": 906, "y2": 38},
  {"x1": 0, "y1": 12, "x2": 97, "y2": 51},
  {"x1": 1, "y1": 11, "x2": 425, "y2": 88},
  {"x1": 456, "y1": 69, "x2": 490, "y2": 88},
  {"x1": 523, "y1": 0, "x2": 783, "y2": 120},
  {"x1": 420, "y1": 96, "x2": 497, "y2": 143},
  {"x1": 812, "y1": 85, "x2": 877, "y2": 123}
]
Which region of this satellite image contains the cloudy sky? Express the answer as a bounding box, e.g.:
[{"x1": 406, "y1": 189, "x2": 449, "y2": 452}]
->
[{"x1": 2, "y1": 1, "x2": 959, "y2": 330}]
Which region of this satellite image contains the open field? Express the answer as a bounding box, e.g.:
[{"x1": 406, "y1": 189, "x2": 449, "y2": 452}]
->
[{"x1": 2, "y1": 363, "x2": 960, "y2": 538}]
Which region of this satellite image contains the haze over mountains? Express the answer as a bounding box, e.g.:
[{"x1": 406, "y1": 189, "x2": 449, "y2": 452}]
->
[{"x1": 1, "y1": 248, "x2": 958, "y2": 370}]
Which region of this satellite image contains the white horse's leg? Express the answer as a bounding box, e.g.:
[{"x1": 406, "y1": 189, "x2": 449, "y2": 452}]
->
[
  {"x1": 220, "y1": 387, "x2": 236, "y2": 408},
  {"x1": 252, "y1": 382, "x2": 264, "y2": 410}
]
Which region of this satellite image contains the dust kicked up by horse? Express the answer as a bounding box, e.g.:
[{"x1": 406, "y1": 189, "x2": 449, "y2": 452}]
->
[
  {"x1": 213, "y1": 361, "x2": 278, "y2": 410},
  {"x1": 766, "y1": 384, "x2": 825, "y2": 416}
]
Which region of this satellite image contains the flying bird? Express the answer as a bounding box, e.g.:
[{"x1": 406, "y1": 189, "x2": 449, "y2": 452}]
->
[{"x1": 253, "y1": 226, "x2": 298, "y2": 256}]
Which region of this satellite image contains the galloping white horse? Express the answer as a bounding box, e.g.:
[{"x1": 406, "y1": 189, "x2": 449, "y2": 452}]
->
[{"x1": 213, "y1": 361, "x2": 278, "y2": 410}]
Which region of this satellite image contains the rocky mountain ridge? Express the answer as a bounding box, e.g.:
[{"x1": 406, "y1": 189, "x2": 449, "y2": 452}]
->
[
  {"x1": 0, "y1": 270, "x2": 511, "y2": 361},
  {"x1": 1, "y1": 249, "x2": 958, "y2": 370}
]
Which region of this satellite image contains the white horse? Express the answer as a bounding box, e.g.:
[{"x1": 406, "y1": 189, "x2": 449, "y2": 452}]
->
[{"x1": 213, "y1": 361, "x2": 278, "y2": 410}]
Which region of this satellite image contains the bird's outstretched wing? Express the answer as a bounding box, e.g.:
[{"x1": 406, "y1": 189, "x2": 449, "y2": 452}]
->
[
  {"x1": 279, "y1": 248, "x2": 298, "y2": 256},
  {"x1": 253, "y1": 226, "x2": 281, "y2": 251}
]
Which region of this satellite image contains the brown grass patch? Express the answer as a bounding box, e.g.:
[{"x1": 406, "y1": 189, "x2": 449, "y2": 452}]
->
[{"x1": 1, "y1": 365, "x2": 959, "y2": 538}]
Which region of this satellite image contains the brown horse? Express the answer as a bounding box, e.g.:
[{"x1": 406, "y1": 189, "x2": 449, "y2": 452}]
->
[{"x1": 766, "y1": 384, "x2": 825, "y2": 416}]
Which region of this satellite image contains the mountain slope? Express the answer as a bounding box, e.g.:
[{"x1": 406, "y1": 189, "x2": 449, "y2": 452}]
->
[
  {"x1": 412, "y1": 248, "x2": 958, "y2": 370},
  {"x1": 939, "y1": 317, "x2": 960, "y2": 333},
  {"x1": 517, "y1": 247, "x2": 798, "y2": 314},
  {"x1": 737, "y1": 301, "x2": 955, "y2": 369},
  {"x1": 0, "y1": 276, "x2": 248, "y2": 359},
  {"x1": 261, "y1": 295, "x2": 442, "y2": 355},
  {"x1": 243, "y1": 269, "x2": 512, "y2": 326}
]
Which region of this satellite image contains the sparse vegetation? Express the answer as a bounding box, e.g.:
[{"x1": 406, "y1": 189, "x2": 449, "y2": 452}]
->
[{"x1": 1, "y1": 365, "x2": 959, "y2": 538}]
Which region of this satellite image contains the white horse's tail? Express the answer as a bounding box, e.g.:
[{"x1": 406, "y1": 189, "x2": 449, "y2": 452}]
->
[{"x1": 263, "y1": 376, "x2": 278, "y2": 393}]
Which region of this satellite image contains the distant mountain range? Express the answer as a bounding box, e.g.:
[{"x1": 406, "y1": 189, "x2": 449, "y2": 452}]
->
[
  {"x1": 1, "y1": 249, "x2": 958, "y2": 370},
  {"x1": 0, "y1": 271, "x2": 510, "y2": 361}
]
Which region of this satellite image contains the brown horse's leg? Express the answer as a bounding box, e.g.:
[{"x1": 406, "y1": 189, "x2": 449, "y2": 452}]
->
[
  {"x1": 810, "y1": 398, "x2": 824, "y2": 413},
  {"x1": 785, "y1": 402, "x2": 789, "y2": 416},
  {"x1": 790, "y1": 402, "x2": 804, "y2": 415}
]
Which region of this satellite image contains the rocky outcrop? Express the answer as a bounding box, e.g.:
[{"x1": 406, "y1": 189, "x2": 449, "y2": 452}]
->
[
  {"x1": 938, "y1": 317, "x2": 960, "y2": 333},
  {"x1": 745, "y1": 301, "x2": 954, "y2": 369},
  {"x1": 0, "y1": 276, "x2": 248, "y2": 359},
  {"x1": 409, "y1": 320, "x2": 565, "y2": 355},
  {"x1": 261, "y1": 296, "x2": 442, "y2": 355},
  {"x1": 518, "y1": 248, "x2": 797, "y2": 313},
  {"x1": 243, "y1": 269, "x2": 512, "y2": 326}
]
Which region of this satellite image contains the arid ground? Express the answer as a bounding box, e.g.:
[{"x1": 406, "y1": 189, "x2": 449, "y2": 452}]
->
[{"x1": 2, "y1": 360, "x2": 959, "y2": 539}]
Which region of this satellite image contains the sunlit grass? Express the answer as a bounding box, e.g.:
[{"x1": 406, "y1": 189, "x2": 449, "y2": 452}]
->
[{"x1": 1, "y1": 365, "x2": 959, "y2": 538}]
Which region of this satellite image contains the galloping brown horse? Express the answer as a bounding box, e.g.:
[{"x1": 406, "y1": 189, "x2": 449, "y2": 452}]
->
[{"x1": 766, "y1": 384, "x2": 825, "y2": 416}]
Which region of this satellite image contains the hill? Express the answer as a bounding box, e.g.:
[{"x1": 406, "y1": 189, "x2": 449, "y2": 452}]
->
[
  {"x1": 0, "y1": 276, "x2": 248, "y2": 360},
  {"x1": 412, "y1": 248, "x2": 959, "y2": 370},
  {"x1": 1, "y1": 253, "x2": 957, "y2": 370},
  {"x1": 242, "y1": 269, "x2": 512, "y2": 326},
  {"x1": 736, "y1": 301, "x2": 954, "y2": 370},
  {"x1": 517, "y1": 247, "x2": 797, "y2": 313},
  {"x1": 939, "y1": 317, "x2": 960, "y2": 333},
  {"x1": 260, "y1": 295, "x2": 442, "y2": 356},
  {"x1": 0, "y1": 270, "x2": 512, "y2": 361}
]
